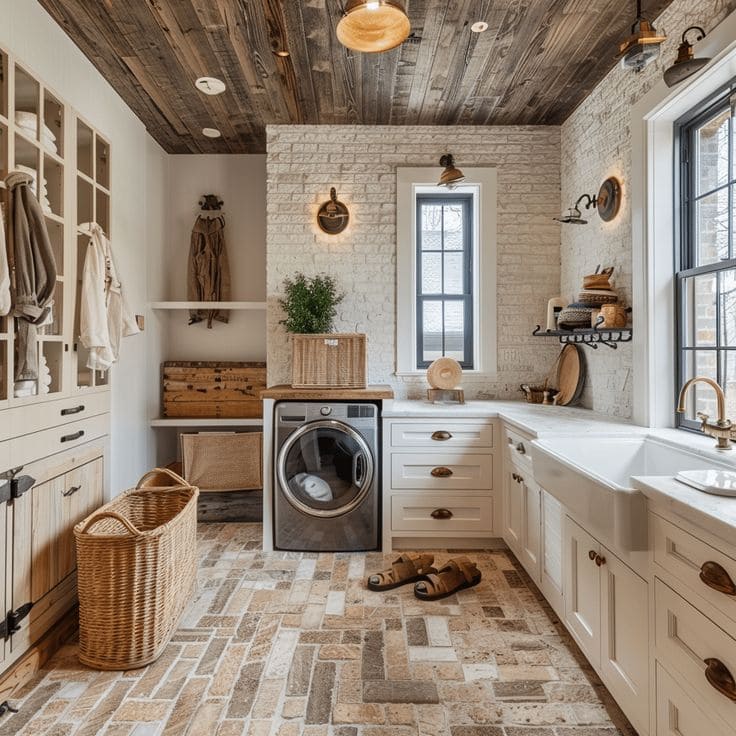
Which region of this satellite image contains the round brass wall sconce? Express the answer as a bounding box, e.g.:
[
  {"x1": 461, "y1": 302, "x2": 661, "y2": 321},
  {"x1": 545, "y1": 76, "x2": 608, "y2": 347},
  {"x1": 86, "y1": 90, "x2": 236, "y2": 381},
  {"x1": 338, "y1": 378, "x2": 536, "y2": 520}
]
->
[
  {"x1": 596, "y1": 177, "x2": 621, "y2": 222},
  {"x1": 317, "y1": 188, "x2": 350, "y2": 234}
]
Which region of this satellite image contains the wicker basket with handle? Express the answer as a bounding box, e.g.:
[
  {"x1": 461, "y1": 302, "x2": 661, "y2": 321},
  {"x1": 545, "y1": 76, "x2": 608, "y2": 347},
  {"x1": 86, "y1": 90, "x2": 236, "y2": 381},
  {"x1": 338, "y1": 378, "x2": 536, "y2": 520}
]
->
[{"x1": 74, "y1": 468, "x2": 199, "y2": 670}]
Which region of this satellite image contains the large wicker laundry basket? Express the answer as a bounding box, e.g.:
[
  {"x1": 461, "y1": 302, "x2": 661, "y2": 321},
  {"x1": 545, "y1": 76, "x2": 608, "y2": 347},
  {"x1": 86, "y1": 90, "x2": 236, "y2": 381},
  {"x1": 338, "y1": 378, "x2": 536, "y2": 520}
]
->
[{"x1": 74, "y1": 468, "x2": 199, "y2": 670}]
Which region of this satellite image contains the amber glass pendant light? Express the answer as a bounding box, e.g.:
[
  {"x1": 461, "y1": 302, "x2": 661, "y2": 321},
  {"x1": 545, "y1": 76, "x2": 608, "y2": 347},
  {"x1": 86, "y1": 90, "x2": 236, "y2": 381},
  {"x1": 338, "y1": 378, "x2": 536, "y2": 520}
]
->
[{"x1": 336, "y1": 0, "x2": 411, "y2": 53}]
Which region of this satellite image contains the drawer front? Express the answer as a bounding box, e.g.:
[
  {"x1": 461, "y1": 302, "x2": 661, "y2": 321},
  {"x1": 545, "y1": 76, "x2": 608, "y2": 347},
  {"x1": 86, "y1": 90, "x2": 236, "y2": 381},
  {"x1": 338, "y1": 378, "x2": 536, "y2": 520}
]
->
[
  {"x1": 390, "y1": 422, "x2": 493, "y2": 449},
  {"x1": 656, "y1": 663, "x2": 731, "y2": 736},
  {"x1": 503, "y1": 425, "x2": 533, "y2": 471},
  {"x1": 3, "y1": 392, "x2": 110, "y2": 441},
  {"x1": 391, "y1": 453, "x2": 492, "y2": 491},
  {"x1": 655, "y1": 579, "x2": 736, "y2": 726},
  {"x1": 652, "y1": 513, "x2": 736, "y2": 626},
  {"x1": 7, "y1": 413, "x2": 109, "y2": 469},
  {"x1": 391, "y1": 494, "x2": 493, "y2": 534}
]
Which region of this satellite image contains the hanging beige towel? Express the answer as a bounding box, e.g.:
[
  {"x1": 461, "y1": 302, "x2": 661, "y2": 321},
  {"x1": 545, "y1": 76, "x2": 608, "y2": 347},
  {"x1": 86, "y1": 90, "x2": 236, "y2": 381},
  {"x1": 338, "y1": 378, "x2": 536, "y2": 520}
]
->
[
  {"x1": 187, "y1": 215, "x2": 231, "y2": 328},
  {"x1": 5, "y1": 170, "x2": 57, "y2": 381},
  {"x1": 0, "y1": 205, "x2": 10, "y2": 317},
  {"x1": 79, "y1": 222, "x2": 140, "y2": 372}
]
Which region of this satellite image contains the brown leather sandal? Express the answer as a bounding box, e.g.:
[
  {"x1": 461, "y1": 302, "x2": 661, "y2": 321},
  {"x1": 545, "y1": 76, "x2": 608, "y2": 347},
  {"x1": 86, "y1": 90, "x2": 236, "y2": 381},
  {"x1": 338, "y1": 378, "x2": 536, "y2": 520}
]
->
[
  {"x1": 366, "y1": 553, "x2": 437, "y2": 591},
  {"x1": 413, "y1": 557, "x2": 482, "y2": 601}
]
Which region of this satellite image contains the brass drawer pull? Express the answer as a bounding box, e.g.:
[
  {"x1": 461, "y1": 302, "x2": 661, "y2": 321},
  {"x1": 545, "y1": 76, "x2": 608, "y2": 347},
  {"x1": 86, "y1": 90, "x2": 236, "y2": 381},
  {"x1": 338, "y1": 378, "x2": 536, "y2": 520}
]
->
[
  {"x1": 60, "y1": 404, "x2": 85, "y2": 416},
  {"x1": 595, "y1": 554, "x2": 606, "y2": 567},
  {"x1": 705, "y1": 658, "x2": 736, "y2": 702},
  {"x1": 62, "y1": 485, "x2": 81, "y2": 498},
  {"x1": 516, "y1": 442, "x2": 526, "y2": 455},
  {"x1": 431, "y1": 466, "x2": 453, "y2": 478},
  {"x1": 61, "y1": 430, "x2": 85, "y2": 443},
  {"x1": 589, "y1": 550, "x2": 597, "y2": 561},
  {"x1": 431, "y1": 508, "x2": 453, "y2": 520},
  {"x1": 431, "y1": 430, "x2": 453, "y2": 441},
  {"x1": 700, "y1": 561, "x2": 736, "y2": 596}
]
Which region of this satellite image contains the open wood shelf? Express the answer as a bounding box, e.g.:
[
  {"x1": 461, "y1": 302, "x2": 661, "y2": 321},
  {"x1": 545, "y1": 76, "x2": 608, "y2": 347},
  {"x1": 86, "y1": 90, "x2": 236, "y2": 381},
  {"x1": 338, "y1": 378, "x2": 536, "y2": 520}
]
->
[
  {"x1": 150, "y1": 301, "x2": 267, "y2": 311},
  {"x1": 150, "y1": 417, "x2": 263, "y2": 428}
]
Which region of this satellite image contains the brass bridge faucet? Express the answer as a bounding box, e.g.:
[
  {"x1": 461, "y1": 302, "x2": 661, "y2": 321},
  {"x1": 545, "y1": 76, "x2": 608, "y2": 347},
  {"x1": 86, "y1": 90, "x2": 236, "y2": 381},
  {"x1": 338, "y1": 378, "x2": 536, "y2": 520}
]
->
[{"x1": 676, "y1": 376, "x2": 734, "y2": 450}]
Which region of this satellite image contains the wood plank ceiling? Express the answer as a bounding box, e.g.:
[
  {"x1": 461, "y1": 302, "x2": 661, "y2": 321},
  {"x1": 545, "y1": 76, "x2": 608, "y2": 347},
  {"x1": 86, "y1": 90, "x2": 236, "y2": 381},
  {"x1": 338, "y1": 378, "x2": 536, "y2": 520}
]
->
[{"x1": 37, "y1": 0, "x2": 676, "y2": 154}]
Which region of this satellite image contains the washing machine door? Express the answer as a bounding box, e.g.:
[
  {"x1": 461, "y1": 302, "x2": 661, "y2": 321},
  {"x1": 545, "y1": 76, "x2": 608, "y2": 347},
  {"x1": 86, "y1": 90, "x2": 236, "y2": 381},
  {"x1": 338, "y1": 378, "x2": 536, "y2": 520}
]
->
[{"x1": 277, "y1": 419, "x2": 374, "y2": 518}]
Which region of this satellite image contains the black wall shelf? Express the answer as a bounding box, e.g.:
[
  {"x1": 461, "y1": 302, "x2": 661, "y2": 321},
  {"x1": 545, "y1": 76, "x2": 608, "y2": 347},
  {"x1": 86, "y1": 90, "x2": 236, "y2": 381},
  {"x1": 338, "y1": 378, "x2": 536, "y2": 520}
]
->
[{"x1": 532, "y1": 323, "x2": 632, "y2": 350}]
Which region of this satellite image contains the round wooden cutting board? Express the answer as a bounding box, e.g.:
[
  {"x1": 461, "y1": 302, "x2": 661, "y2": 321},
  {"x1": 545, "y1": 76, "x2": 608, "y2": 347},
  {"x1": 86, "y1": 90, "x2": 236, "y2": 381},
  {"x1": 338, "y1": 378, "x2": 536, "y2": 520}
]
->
[
  {"x1": 556, "y1": 344, "x2": 585, "y2": 406},
  {"x1": 427, "y1": 358, "x2": 463, "y2": 390}
]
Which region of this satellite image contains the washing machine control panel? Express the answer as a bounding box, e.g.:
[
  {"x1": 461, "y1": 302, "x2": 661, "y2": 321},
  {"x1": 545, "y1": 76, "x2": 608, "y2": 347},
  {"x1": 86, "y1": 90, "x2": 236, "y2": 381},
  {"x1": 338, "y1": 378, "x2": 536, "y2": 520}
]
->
[{"x1": 319, "y1": 406, "x2": 332, "y2": 416}]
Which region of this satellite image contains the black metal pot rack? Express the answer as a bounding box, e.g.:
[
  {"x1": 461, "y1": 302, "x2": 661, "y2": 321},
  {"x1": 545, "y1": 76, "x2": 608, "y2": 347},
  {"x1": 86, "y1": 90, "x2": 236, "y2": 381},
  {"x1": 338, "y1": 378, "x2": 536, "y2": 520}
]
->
[{"x1": 532, "y1": 316, "x2": 632, "y2": 350}]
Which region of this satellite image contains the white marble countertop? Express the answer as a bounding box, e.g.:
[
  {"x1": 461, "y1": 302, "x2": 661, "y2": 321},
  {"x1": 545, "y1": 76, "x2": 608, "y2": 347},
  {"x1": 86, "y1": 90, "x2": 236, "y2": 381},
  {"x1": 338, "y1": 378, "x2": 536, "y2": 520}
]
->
[
  {"x1": 382, "y1": 399, "x2": 639, "y2": 437},
  {"x1": 632, "y1": 475, "x2": 736, "y2": 545},
  {"x1": 383, "y1": 398, "x2": 736, "y2": 544}
]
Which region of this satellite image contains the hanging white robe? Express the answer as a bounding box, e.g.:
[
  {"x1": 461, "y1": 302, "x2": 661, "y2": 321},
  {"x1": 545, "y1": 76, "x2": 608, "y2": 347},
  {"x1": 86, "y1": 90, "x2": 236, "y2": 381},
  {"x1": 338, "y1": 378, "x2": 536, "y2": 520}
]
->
[
  {"x1": 79, "y1": 223, "x2": 139, "y2": 372},
  {"x1": 0, "y1": 206, "x2": 10, "y2": 317}
]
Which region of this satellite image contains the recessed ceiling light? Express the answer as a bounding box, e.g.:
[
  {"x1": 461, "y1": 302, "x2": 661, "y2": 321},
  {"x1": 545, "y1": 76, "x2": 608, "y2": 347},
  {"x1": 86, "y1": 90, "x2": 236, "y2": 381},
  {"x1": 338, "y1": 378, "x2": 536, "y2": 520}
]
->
[
  {"x1": 272, "y1": 48, "x2": 290, "y2": 57},
  {"x1": 202, "y1": 127, "x2": 221, "y2": 138},
  {"x1": 195, "y1": 77, "x2": 226, "y2": 95},
  {"x1": 471, "y1": 21, "x2": 489, "y2": 33}
]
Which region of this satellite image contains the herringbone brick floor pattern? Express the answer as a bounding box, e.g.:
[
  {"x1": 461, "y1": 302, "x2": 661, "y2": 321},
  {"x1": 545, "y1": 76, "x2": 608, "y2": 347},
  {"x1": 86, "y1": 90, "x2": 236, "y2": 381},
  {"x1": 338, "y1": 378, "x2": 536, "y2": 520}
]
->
[{"x1": 1, "y1": 523, "x2": 637, "y2": 735}]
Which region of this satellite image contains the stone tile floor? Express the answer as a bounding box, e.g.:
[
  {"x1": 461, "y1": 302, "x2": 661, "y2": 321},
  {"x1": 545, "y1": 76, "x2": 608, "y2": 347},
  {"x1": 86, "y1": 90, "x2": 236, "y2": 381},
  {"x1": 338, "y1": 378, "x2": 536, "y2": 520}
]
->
[{"x1": 1, "y1": 523, "x2": 637, "y2": 735}]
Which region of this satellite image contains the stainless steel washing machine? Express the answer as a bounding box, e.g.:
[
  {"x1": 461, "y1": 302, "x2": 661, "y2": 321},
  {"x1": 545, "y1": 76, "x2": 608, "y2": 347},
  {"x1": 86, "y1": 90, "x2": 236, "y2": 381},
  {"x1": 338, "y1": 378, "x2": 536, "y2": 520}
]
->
[{"x1": 274, "y1": 402, "x2": 379, "y2": 551}]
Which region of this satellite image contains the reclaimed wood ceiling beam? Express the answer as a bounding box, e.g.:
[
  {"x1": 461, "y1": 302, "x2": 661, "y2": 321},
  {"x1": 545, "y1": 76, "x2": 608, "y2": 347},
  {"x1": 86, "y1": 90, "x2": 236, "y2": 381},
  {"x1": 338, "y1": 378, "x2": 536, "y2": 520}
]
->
[{"x1": 36, "y1": 0, "x2": 678, "y2": 153}]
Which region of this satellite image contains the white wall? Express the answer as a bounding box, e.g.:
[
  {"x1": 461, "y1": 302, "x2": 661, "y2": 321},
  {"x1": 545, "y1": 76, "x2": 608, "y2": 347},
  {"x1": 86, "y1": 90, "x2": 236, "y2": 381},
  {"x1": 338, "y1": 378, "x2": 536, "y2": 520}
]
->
[
  {"x1": 560, "y1": 0, "x2": 736, "y2": 419},
  {"x1": 266, "y1": 125, "x2": 562, "y2": 398},
  {"x1": 155, "y1": 155, "x2": 267, "y2": 363},
  {"x1": 1, "y1": 0, "x2": 169, "y2": 492}
]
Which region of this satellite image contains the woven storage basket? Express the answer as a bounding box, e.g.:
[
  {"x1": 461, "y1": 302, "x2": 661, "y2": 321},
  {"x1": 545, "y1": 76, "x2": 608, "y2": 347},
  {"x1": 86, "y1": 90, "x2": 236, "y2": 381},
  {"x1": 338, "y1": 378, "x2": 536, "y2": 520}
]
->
[
  {"x1": 182, "y1": 432, "x2": 262, "y2": 491},
  {"x1": 74, "y1": 468, "x2": 199, "y2": 670},
  {"x1": 291, "y1": 333, "x2": 367, "y2": 389}
]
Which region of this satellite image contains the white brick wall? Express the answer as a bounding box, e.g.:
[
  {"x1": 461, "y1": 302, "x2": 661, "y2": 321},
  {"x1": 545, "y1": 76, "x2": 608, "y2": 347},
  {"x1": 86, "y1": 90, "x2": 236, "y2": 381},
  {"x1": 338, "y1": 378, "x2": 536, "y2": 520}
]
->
[
  {"x1": 266, "y1": 125, "x2": 561, "y2": 398},
  {"x1": 560, "y1": 0, "x2": 736, "y2": 419}
]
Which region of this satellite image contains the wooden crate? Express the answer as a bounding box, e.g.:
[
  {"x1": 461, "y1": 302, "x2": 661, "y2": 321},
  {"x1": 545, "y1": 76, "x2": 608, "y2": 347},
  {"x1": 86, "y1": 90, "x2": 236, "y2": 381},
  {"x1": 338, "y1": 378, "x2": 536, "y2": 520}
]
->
[
  {"x1": 162, "y1": 362, "x2": 266, "y2": 419},
  {"x1": 291, "y1": 333, "x2": 366, "y2": 389}
]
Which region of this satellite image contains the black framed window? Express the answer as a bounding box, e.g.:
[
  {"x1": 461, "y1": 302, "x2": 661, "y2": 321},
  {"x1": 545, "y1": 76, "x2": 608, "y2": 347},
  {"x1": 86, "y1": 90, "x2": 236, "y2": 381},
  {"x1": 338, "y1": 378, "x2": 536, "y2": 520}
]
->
[
  {"x1": 415, "y1": 193, "x2": 474, "y2": 369},
  {"x1": 676, "y1": 85, "x2": 736, "y2": 429}
]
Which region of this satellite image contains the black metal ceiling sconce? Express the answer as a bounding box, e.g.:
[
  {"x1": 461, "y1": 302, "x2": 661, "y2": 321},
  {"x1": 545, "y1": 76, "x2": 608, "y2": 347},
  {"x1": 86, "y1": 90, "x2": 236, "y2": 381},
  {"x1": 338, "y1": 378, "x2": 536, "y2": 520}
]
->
[
  {"x1": 663, "y1": 26, "x2": 711, "y2": 87},
  {"x1": 555, "y1": 177, "x2": 622, "y2": 225},
  {"x1": 317, "y1": 187, "x2": 350, "y2": 234}
]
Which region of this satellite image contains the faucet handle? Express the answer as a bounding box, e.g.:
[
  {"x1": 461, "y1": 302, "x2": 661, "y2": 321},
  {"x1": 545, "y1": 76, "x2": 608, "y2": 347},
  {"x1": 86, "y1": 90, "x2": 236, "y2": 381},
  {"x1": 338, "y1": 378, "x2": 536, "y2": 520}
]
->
[{"x1": 697, "y1": 411, "x2": 710, "y2": 426}]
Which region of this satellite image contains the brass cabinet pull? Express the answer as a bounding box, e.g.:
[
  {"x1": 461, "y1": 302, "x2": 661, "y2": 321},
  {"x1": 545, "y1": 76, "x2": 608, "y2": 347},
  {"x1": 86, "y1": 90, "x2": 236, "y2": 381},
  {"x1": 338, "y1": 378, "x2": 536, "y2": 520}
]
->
[
  {"x1": 431, "y1": 466, "x2": 453, "y2": 478},
  {"x1": 62, "y1": 485, "x2": 81, "y2": 498},
  {"x1": 595, "y1": 554, "x2": 606, "y2": 567},
  {"x1": 431, "y1": 430, "x2": 453, "y2": 441},
  {"x1": 700, "y1": 561, "x2": 736, "y2": 596},
  {"x1": 431, "y1": 508, "x2": 453, "y2": 520},
  {"x1": 516, "y1": 442, "x2": 526, "y2": 455},
  {"x1": 704, "y1": 658, "x2": 736, "y2": 702},
  {"x1": 589, "y1": 550, "x2": 597, "y2": 561},
  {"x1": 512, "y1": 473, "x2": 518, "y2": 482},
  {"x1": 60, "y1": 404, "x2": 85, "y2": 416}
]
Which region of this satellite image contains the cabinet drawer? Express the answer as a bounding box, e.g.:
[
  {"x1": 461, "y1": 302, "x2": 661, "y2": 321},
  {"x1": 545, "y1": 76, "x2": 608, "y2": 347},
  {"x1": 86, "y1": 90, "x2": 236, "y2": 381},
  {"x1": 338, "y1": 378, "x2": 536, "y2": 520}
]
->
[
  {"x1": 504, "y1": 425, "x2": 533, "y2": 472},
  {"x1": 391, "y1": 494, "x2": 493, "y2": 534},
  {"x1": 2, "y1": 392, "x2": 109, "y2": 442},
  {"x1": 656, "y1": 663, "x2": 731, "y2": 736},
  {"x1": 390, "y1": 453, "x2": 492, "y2": 491},
  {"x1": 7, "y1": 413, "x2": 109, "y2": 469},
  {"x1": 652, "y1": 513, "x2": 736, "y2": 626},
  {"x1": 655, "y1": 579, "x2": 736, "y2": 727},
  {"x1": 390, "y1": 422, "x2": 493, "y2": 449}
]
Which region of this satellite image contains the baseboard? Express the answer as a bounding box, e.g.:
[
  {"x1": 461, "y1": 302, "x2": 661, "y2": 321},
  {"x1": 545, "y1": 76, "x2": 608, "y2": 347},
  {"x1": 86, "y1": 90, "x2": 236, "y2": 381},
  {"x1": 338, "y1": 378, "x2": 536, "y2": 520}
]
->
[{"x1": 0, "y1": 606, "x2": 78, "y2": 702}]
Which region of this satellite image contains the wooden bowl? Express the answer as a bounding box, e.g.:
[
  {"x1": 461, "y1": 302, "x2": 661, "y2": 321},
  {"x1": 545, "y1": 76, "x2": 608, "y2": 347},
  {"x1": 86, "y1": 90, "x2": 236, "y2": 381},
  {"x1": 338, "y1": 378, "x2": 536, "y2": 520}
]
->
[{"x1": 427, "y1": 358, "x2": 462, "y2": 390}]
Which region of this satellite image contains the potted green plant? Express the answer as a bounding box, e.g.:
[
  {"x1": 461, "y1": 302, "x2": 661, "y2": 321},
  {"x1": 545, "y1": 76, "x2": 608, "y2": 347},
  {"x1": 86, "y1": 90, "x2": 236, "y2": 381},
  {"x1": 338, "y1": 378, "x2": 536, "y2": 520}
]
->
[{"x1": 279, "y1": 273, "x2": 366, "y2": 389}]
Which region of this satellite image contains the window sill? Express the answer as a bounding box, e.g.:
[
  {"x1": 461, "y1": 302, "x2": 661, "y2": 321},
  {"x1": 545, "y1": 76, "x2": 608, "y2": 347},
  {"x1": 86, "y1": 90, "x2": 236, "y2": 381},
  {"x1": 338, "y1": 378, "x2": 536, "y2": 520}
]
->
[{"x1": 394, "y1": 370, "x2": 497, "y2": 378}]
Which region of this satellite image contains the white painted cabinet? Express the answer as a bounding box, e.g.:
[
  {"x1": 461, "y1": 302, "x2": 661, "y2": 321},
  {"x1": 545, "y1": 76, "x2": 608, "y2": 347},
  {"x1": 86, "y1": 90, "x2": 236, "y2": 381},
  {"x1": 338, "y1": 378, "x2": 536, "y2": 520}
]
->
[
  {"x1": 519, "y1": 473, "x2": 540, "y2": 580},
  {"x1": 563, "y1": 515, "x2": 649, "y2": 734},
  {"x1": 503, "y1": 465, "x2": 523, "y2": 556},
  {"x1": 564, "y1": 516, "x2": 601, "y2": 666},
  {"x1": 540, "y1": 489, "x2": 563, "y2": 617}
]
